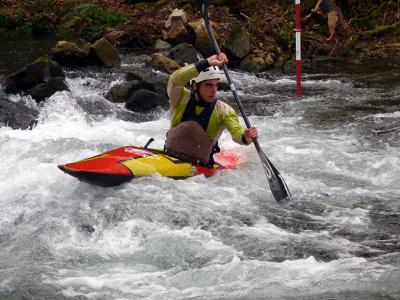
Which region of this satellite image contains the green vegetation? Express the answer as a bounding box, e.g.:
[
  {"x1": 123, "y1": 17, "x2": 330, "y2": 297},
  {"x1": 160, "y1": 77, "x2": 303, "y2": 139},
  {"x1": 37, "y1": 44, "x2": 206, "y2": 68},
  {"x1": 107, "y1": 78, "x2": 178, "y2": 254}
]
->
[
  {"x1": 0, "y1": 0, "x2": 398, "y2": 59},
  {"x1": 58, "y1": 3, "x2": 127, "y2": 40},
  {"x1": 363, "y1": 22, "x2": 400, "y2": 38},
  {"x1": 0, "y1": 2, "x2": 126, "y2": 41}
]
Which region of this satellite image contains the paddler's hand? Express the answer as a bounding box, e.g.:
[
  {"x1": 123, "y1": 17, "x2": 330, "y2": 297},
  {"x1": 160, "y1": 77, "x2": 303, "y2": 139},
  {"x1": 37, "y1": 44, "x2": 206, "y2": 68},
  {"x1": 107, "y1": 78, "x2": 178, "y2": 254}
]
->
[
  {"x1": 207, "y1": 53, "x2": 228, "y2": 67},
  {"x1": 243, "y1": 127, "x2": 258, "y2": 144}
]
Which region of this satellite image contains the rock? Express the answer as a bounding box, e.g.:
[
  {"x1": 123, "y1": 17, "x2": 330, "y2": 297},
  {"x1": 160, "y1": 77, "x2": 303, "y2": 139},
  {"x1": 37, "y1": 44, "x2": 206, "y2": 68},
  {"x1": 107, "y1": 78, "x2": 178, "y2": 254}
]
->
[
  {"x1": 123, "y1": 54, "x2": 152, "y2": 66},
  {"x1": 125, "y1": 89, "x2": 168, "y2": 112},
  {"x1": 169, "y1": 43, "x2": 198, "y2": 65},
  {"x1": 4, "y1": 57, "x2": 64, "y2": 94},
  {"x1": 223, "y1": 25, "x2": 250, "y2": 59},
  {"x1": 188, "y1": 19, "x2": 218, "y2": 57},
  {"x1": 162, "y1": 8, "x2": 194, "y2": 45},
  {"x1": 29, "y1": 77, "x2": 69, "y2": 103},
  {"x1": 89, "y1": 38, "x2": 121, "y2": 68},
  {"x1": 165, "y1": 9, "x2": 188, "y2": 29},
  {"x1": 125, "y1": 70, "x2": 169, "y2": 97},
  {"x1": 3, "y1": 56, "x2": 68, "y2": 102},
  {"x1": 154, "y1": 39, "x2": 172, "y2": 50},
  {"x1": 104, "y1": 29, "x2": 126, "y2": 46},
  {"x1": 162, "y1": 19, "x2": 193, "y2": 46},
  {"x1": 105, "y1": 80, "x2": 155, "y2": 103},
  {"x1": 51, "y1": 41, "x2": 89, "y2": 67},
  {"x1": 149, "y1": 53, "x2": 180, "y2": 74},
  {"x1": 264, "y1": 53, "x2": 275, "y2": 66},
  {"x1": 0, "y1": 97, "x2": 39, "y2": 129},
  {"x1": 106, "y1": 81, "x2": 138, "y2": 103},
  {"x1": 363, "y1": 22, "x2": 400, "y2": 38},
  {"x1": 151, "y1": 76, "x2": 169, "y2": 98},
  {"x1": 126, "y1": 70, "x2": 147, "y2": 81},
  {"x1": 239, "y1": 55, "x2": 267, "y2": 73}
]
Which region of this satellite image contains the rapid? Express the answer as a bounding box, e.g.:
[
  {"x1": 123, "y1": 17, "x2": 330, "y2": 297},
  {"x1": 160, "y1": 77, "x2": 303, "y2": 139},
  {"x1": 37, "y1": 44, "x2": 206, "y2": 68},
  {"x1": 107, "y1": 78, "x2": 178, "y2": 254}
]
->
[{"x1": 0, "y1": 50, "x2": 399, "y2": 299}]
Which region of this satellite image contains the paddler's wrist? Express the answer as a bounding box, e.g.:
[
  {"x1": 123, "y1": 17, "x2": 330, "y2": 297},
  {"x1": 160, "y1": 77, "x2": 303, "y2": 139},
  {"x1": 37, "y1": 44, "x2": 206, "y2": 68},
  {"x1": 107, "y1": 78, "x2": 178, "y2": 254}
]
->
[
  {"x1": 194, "y1": 59, "x2": 210, "y2": 73},
  {"x1": 242, "y1": 134, "x2": 251, "y2": 145}
]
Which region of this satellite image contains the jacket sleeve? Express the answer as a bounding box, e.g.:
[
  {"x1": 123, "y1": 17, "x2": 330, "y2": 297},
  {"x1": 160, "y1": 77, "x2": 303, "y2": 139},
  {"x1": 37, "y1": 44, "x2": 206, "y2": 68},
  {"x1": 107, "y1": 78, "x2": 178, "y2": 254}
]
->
[
  {"x1": 219, "y1": 102, "x2": 247, "y2": 145},
  {"x1": 167, "y1": 60, "x2": 211, "y2": 108}
]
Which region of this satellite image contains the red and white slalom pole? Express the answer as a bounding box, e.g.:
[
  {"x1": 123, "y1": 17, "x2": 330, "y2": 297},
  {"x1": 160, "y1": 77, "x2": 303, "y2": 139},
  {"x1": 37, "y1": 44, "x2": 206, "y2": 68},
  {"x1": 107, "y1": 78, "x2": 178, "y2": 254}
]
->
[{"x1": 295, "y1": 0, "x2": 302, "y2": 96}]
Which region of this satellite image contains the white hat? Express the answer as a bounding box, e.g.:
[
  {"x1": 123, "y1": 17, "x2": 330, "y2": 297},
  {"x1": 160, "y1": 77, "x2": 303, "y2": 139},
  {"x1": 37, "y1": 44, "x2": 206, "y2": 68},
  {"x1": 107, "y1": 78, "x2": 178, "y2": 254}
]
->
[{"x1": 190, "y1": 66, "x2": 221, "y2": 84}]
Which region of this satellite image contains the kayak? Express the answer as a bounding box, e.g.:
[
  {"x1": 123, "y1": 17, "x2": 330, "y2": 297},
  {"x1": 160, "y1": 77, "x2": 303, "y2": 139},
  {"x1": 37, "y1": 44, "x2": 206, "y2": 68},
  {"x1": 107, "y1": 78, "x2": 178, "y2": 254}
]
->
[{"x1": 58, "y1": 145, "x2": 240, "y2": 186}]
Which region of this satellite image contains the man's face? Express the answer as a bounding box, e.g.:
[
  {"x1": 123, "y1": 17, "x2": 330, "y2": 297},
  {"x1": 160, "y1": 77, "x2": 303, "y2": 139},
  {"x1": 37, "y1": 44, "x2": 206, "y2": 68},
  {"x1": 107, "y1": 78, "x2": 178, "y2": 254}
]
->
[{"x1": 195, "y1": 79, "x2": 219, "y2": 102}]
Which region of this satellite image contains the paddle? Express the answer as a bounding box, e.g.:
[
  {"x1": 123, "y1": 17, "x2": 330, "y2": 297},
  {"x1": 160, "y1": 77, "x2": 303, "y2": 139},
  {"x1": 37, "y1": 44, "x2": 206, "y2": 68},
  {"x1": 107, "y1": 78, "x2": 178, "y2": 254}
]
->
[{"x1": 198, "y1": 0, "x2": 291, "y2": 203}]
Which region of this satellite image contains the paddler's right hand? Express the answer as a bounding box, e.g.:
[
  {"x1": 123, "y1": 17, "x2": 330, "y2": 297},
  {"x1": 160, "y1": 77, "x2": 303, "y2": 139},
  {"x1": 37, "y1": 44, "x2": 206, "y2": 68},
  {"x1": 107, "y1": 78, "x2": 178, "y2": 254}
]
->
[
  {"x1": 207, "y1": 53, "x2": 228, "y2": 67},
  {"x1": 244, "y1": 127, "x2": 259, "y2": 144}
]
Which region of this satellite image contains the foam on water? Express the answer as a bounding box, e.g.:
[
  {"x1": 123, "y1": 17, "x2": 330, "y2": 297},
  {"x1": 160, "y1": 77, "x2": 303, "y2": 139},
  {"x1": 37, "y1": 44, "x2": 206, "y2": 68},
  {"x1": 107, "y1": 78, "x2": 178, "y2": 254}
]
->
[{"x1": 1, "y1": 64, "x2": 399, "y2": 299}]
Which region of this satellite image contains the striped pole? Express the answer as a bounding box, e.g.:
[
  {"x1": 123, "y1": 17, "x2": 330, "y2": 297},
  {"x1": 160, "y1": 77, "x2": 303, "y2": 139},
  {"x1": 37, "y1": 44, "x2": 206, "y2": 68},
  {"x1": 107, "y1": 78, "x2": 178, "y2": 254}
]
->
[{"x1": 295, "y1": 0, "x2": 302, "y2": 96}]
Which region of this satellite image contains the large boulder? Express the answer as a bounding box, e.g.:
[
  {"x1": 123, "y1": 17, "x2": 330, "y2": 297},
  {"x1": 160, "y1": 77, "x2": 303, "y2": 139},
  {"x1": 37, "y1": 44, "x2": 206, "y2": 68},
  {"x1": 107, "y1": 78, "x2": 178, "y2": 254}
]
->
[
  {"x1": 187, "y1": 19, "x2": 218, "y2": 57},
  {"x1": 4, "y1": 57, "x2": 64, "y2": 93},
  {"x1": 149, "y1": 53, "x2": 180, "y2": 74},
  {"x1": 89, "y1": 38, "x2": 121, "y2": 68},
  {"x1": 162, "y1": 9, "x2": 194, "y2": 45},
  {"x1": 3, "y1": 57, "x2": 69, "y2": 102},
  {"x1": 125, "y1": 69, "x2": 169, "y2": 98},
  {"x1": 223, "y1": 25, "x2": 250, "y2": 59},
  {"x1": 0, "y1": 97, "x2": 39, "y2": 129},
  {"x1": 51, "y1": 41, "x2": 89, "y2": 67},
  {"x1": 239, "y1": 55, "x2": 269, "y2": 73},
  {"x1": 169, "y1": 43, "x2": 198, "y2": 65},
  {"x1": 29, "y1": 77, "x2": 69, "y2": 103},
  {"x1": 105, "y1": 80, "x2": 155, "y2": 103},
  {"x1": 165, "y1": 9, "x2": 188, "y2": 29},
  {"x1": 125, "y1": 89, "x2": 168, "y2": 112}
]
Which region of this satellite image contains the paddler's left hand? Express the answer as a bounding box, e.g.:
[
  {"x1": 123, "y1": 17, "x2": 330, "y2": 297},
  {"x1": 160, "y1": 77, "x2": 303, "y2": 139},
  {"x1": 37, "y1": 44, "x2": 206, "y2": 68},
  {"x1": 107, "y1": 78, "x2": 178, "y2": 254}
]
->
[{"x1": 244, "y1": 127, "x2": 258, "y2": 144}]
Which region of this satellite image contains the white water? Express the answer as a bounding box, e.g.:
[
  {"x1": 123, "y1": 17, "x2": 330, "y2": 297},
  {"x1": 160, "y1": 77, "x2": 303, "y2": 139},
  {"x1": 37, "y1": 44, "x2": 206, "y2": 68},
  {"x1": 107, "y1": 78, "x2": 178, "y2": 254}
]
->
[{"x1": 1, "y1": 64, "x2": 400, "y2": 299}]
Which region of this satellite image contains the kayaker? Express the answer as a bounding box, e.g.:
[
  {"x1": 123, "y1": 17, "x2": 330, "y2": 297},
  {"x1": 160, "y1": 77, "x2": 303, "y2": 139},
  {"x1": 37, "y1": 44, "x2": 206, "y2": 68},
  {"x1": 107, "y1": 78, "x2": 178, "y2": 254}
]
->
[{"x1": 165, "y1": 53, "x2": 258, "y2": 167}]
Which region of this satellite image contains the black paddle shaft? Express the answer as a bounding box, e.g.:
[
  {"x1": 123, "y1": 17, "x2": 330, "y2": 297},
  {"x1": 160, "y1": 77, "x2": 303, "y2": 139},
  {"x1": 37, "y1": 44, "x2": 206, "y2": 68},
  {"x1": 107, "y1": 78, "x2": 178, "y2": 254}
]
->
[{"x1": 198, "y1": 0, "x2": 291, "y2": 202}]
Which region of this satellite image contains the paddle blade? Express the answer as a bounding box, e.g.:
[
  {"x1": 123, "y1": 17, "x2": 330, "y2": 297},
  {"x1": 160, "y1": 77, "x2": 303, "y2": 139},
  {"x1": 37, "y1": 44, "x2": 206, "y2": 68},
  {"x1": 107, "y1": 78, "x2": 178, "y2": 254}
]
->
[{"x1": 261, "y1": 154, "x2": 291, "y2": 203}]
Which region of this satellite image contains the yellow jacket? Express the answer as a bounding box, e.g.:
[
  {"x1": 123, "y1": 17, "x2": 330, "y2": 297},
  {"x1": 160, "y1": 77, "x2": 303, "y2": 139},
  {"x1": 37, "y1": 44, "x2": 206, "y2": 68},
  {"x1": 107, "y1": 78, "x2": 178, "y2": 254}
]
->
[{"x1": 167, "y1": 63, "x2": 246, "y2": 145}]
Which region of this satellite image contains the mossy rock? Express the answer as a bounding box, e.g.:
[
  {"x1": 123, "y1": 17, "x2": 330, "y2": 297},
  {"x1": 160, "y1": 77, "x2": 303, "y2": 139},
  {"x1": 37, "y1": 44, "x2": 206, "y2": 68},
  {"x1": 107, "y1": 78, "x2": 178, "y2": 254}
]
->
[
  {"x1": 224, "y1": 25, "x2": 250, "y2": 59},
  {"x1": 149, "y1": 53, "x2": 181, "y2": 74},
  {"x1": 239, "y1": 55, "x2": 267, "y2": 73},
  {"x1": 106, "y1": 80, "x2": 155, "y2": 103},
  {"x1": 51, "y1": 41, "x2": 89, "y2": 67},
  {"x1": 4, "y1": 57, "x2": 64, "y2": 93},
  {"x1": 29, "y1": 77, "x2": 69, "y2": 103},
  {"x1": 169, "y1": 43, "x2": 198, "y2": 65},
  {"x1": 90, "y1": 38, "x2": 121, "y2": 68},
  {"x1": 126, "y1": 89, "x2": 168, "y2": 112},
  {"x1": 363, "y1": 22, "x2": 400, "y2": 38}
]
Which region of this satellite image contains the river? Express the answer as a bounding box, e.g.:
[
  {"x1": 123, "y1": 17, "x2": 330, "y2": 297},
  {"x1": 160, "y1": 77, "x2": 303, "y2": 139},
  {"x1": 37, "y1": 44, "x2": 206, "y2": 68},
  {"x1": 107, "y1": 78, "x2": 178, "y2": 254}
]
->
[{"x1": 0, "y1": 41, "x2": 399, "y2": 299}]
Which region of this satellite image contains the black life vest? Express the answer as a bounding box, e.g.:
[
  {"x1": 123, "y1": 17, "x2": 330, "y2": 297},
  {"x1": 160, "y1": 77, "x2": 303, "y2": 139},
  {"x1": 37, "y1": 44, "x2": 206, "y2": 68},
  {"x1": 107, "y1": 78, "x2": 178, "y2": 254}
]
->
[{"x1": 181, "y1": 92, "x2": 216, "y2": 131}]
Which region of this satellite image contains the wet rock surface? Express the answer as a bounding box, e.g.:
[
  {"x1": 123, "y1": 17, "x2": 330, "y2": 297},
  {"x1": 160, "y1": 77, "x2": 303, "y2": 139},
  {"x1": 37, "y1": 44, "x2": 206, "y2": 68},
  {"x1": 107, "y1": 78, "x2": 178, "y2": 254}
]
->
[{"x1": 0, "y1": 97, "x2": 38, "y2": 129}]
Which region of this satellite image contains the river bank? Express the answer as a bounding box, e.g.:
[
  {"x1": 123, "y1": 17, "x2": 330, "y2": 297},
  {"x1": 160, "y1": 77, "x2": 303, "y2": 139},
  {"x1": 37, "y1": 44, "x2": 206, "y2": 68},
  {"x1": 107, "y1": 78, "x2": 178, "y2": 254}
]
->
[{"x1": 0, "y1": 0, "x2": 399, "y2": 67}]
